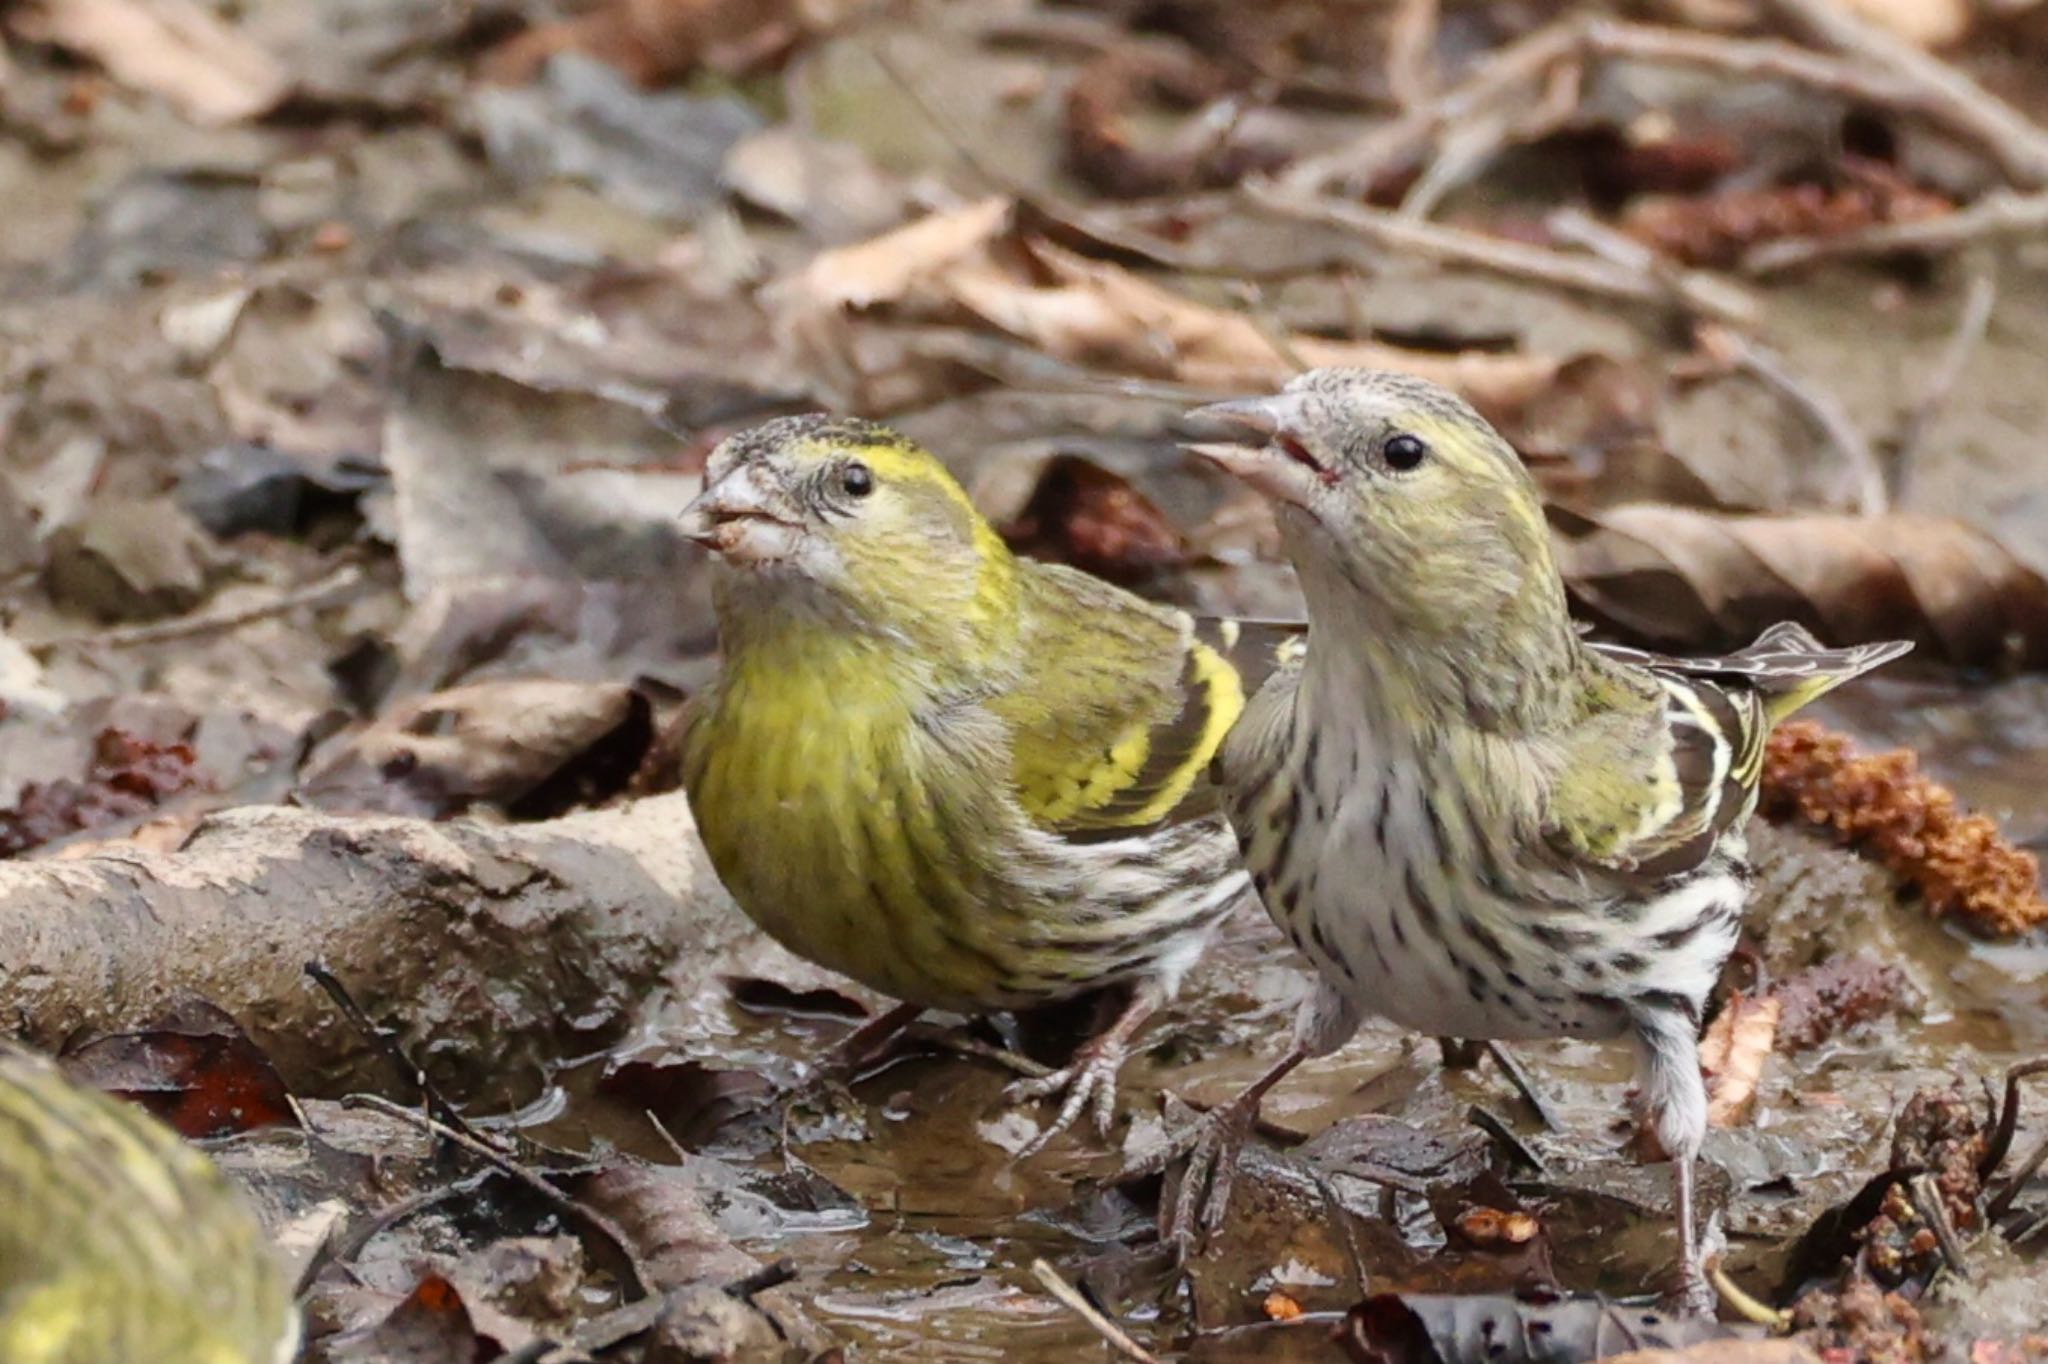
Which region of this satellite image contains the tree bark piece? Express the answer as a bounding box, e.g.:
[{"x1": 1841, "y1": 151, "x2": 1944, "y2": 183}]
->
[{"x1": 0, "y1": 794, "x2": 752, "y2": 1102}]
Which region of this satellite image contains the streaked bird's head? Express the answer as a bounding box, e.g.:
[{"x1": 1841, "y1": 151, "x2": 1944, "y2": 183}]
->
[
  {"x1": 681, "y1": 416, "x2": 1015, "y2": 656},
  {"x1": 1187, "y1": 368, "x2": 1562, "y2": 641}
]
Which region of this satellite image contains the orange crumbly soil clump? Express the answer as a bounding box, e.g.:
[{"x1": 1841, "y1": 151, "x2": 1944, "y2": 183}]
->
[{"x1": 1760, "y1": 721, "x2": 2047, "y2": 938}]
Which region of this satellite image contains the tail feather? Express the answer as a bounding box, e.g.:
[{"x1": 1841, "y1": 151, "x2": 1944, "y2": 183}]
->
[
  {"x1": 1594, "y1": 621, "x2": 1913, "y2": 726},
  {"x1": 1725, "y1": 623, "x2": 1914, "y2": 724}
]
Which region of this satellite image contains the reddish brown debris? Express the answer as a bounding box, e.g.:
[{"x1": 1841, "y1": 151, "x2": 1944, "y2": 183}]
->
[
  {"x1": 1792, "y1": 1278, "x2": 1936, "y2": 1364},
  {"x1": 1760, "y1": 721, "x2": 2048, "y2": 939},
  {"x1": 482, "y1": 0, "x2": 813, "y2": 87},
  {"x1": 1770, "y1": 955, "x2": 1912, "y2": 1054},
  {"x1": 0, "y1": 728, "x2": 206, "y2": 858},
  {"x1": 1623, "y1": 171, "x2": 1953, "y2": 269}
]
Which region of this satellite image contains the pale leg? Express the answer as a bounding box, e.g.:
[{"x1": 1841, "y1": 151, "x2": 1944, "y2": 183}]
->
[
  {"x1": 1011, "y1": 978, "x2": 1167, "y2": 1155},
  {"x1": 1166, "y1": 976, "x2": 1361, "y2": 1248},
  {"x1": 1633, "y1": 1010, "x2": 1713, "y2": 1315}
]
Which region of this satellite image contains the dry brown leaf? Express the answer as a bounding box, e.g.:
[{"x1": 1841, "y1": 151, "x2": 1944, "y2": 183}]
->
[
  {"x1": 770, "y1": 201, "x2": 1561, "y2": 418},
  {"x1": 1555, "y1": 505, "x2": 2048, "y2": 669},
  {"x1": 1699, "y1": 990, "x2": 1782, "y2": 1129},
  {"x1": 948, "y1": 241, "x2": 1561, "y2": 415},
  {"x1": 13, "y1": 0, "x2": 288, "y2": 125},
  {"x1": 775, "y1": 197, "x2": 1013, "y2": 313}
]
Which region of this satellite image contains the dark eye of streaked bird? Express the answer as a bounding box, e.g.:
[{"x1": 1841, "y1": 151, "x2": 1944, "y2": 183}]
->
[
  {"x1": 1382, "y1": 433, "x2": 1428, "y2": 471},
  {"x1": 841, "y1": 460, "x2": 875, "y2": 498}
]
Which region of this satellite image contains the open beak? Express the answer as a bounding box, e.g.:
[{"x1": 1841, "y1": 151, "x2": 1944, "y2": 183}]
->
[
  {"x1": 679, "y1": 463, "x2": 801, "y2": 563},
  {"x1": 1183, "y1": 393, "x2": 1325, "y2": 506}
]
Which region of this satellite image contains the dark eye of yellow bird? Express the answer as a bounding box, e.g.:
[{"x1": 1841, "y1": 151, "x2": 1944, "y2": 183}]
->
[
  {"x1": 1382, "y1": 433, "x2": 1428, "y2": 471},
  {"x1": 840, "y1": 460, "x2": 875, "y2": 498}
]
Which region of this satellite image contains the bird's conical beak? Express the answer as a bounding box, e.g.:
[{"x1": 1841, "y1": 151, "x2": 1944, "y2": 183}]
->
[
  {"x1": 679, "y1": 463, "x2": 800, "y2": 563},
  {"x1": 1183, "y1": 393, "x2": 1323, "y2": 506}
]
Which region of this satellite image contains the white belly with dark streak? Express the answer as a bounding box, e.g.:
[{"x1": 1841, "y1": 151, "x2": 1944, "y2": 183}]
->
[{"x1": 1231, "y1": 696, "x2": 1743, "y2": 1046}]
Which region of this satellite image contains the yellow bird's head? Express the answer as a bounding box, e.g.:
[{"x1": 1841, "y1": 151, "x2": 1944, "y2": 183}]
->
[
  {"x1": 681, "y1": 416, "x2": 1018, "y2": 660},
  {"x1": 1186, "y1": 368, "x2": 1565, "y2": 645}
]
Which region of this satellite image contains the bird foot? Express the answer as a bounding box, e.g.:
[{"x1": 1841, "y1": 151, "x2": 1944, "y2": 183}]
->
[
  {"x1": 1007, "y1": 1034, "x2": 1129, "y2": 1157},
  {"x1": 1163, "y1": 1096, "x2": 1259, "y2": 1255},
  {"x1": 1115, "y1": 1095, "x2": 1259, "y2": 1256},
  {"x1": 1665, "y1": 1259, "x2": 1717, "y2": 1319}
]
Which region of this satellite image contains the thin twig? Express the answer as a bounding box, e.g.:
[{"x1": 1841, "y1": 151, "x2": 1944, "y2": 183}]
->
[
  {"x1": 1246, "y1": 179, "x2": 1758, "y2": 324},
  {"x1": 1708, "y1": 326, "x2": 1888, "y2": 516},
  {"x1": 1231, "y1": 281, "x2": 1313, "y2": 376},
  {"x1": 1745, "y1": 189, "x2": 2048, "y2": 274},
  {"x1": 1280, "y1": 17, "x2": 1588, "y2": 196},
  {"x1": 725, "y1": 1259, "x2": 799, "y2": 1302},
  {"x1": 1907, "y1": 1173, "x2": 1971, "y2": 1280},
  {"x1": 1384, "y1": 0, "x2": 1440, "y2": 110},
  {"x1": 1544, "y1": 205, "x2": 1762, "y2": 329},
  {"x1": 1030, "y1": 1259, "x2": 1163, "y2": 1364},
  {"x1": 500, "y1": 1295, "x2": 672, "y2": 1363},
  {"x1": 1283, "y1": 15, "x2": 1981, "y2": 205},
  {"x1": 1891, "y1": 271, "x2": 1996, "y2": 487},
  {"x1": 1467, "y1": 1104, "x2": 1546, "y2": 1172},
  {"x1": 344, "y1": 1094, "x2": 651, "y2": 1301},
  {"x1": 1482, "y1": 1041, "x2": 1561, "y2": 1133},
  {"x1": 1760, "y1": 0, "x2": 2048, "y2": 189},
  {"x1": 36, "y1": 564, "x2": 368, "y2": 651},
  {"x1": 304, "y1": 960, "x2": 481, "y2": 1142},
  {"x1": 1989, "y1": 1129, "x2": 2048, "y2": 1223}
]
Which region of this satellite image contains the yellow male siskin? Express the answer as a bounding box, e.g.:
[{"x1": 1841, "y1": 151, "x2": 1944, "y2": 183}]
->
[
  {"x1": 0, "y1": 1044, "x2": 299, "y2": 1364},
  {"x1": 1183, "y1": 369, "x2": 1910, "y2": 1310},
  {"x1": 676, "y1": 416, "x2": 1294, "y2": 1144}
]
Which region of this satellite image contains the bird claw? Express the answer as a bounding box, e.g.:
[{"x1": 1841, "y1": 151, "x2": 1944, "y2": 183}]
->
[
  {"x1": 1665, "y1": 1261, "x2": 1717, "y2": 1319},
  {"x1": 1145, "y1": 1098, "x2": 1257, "y2": 1256},
  {"x1": 1007, "y1": 1038, "x2": 1127, "y2": 1157}
]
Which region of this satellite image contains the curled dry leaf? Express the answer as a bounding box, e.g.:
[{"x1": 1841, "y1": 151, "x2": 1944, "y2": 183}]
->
[
  {"x1": 1762, "y1": 721, "x2": 2047, "y2": 938},
  {"x1": 325, "y1": 1271, "x2": 483, "y2": 1364},
  {"x1": 947, "y1": 240, "x2": 1563, "y2": 414},
  {"x1": 1554, "y1": 505, "x2": 2048, "y2": 670},
  {"x1": 774, "y1": 196, "x2": 1013, "y2": 314},
  {"x1": 1699, "y1": 990, "x2": 1783, "y2": 1130},
  {"x1": 771, "y1": 199, "x2": 1563, "y2": 417}
]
